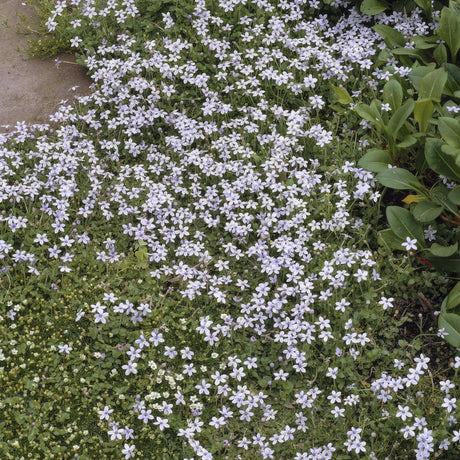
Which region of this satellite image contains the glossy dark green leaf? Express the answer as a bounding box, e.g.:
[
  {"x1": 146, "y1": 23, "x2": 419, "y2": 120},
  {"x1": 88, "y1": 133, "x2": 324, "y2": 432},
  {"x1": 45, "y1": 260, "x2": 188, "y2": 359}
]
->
[
  {"x1": 392, "y1": 47, "x2": 425, "y2": 59},
  {"x1": 413, "y1": 35, "x2": 437, "y2": 49},
  {"x1": 416, "y1": 147, "x2": 428, "y2": 173}
]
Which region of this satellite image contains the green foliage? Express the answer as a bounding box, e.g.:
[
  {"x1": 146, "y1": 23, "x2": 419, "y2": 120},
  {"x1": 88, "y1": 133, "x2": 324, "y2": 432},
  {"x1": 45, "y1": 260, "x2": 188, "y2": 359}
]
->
[
  {"x1": 377, "y1": 168, "x2": 425, "y2": 193},
  {"x1": 439, "y1": 312, "x2": 460, "y2": 346},
  {"x1": 418, "y1": 67, "x2": 448, "y2": 102},
  {"x1": 386, "y1": 205, "x2": 426, "y2": 246},
  {"x1": 19, "y1": 0, "x2": 74, "y2": 57},
  {"x1": 439, "y1": 4, "x2": 460, "y2": 61},
  {"x1": 414, "y1": 99, "x2": 434, "y2": 133},
  {"x1": 383, "y1": 79, "x2": 403, "y2": 111},
  {"x1": 412, "y1": 200, "x2": 443, "y2": 221},
  {"x1": 360, "y1": 0, "x2": 446, "y2": 18},
  {"x1": 360, "y1": 0, "x2": 389, "y2": 15},
  {"x1": 425, "y1": 137, "x2": 460, "y2": 181},
  {"x1": 439, "y1": 282, "x2": 460, "y2": 346},
  {"x1": 3, "y1": 0, "x2": 459, "y2": 457},
  {"x1": 352, "y1": 2, "x2": 460, "y2": 346},
  {"x1": 358, "y1": 148, "x2": 394, "y2": 172}
]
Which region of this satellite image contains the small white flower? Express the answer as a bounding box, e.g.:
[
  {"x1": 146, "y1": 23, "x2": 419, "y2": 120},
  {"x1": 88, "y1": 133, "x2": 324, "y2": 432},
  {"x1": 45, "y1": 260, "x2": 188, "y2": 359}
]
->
[{"x1": 401, "y1": 237, "x2": 417, "y2": 251}]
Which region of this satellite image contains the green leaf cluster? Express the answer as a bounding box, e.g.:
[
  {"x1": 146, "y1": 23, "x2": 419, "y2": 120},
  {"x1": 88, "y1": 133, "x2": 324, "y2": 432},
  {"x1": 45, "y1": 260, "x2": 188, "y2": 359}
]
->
[
  {"x1": 439, "y1": 282, "x2": 460, "y2": 347},
  {"x1": 359, "y1": 0, "x2": 445, "y2": 18},
  {"x1": 353, "y1": 2, "x2": 460, "y2": 347}
]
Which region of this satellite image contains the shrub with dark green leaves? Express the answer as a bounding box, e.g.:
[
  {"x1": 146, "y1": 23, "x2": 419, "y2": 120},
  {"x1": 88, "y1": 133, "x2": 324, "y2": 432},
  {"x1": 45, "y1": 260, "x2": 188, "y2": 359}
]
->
[{"x1": 340, "y1": 1, "x2": 460, "y2": 346}]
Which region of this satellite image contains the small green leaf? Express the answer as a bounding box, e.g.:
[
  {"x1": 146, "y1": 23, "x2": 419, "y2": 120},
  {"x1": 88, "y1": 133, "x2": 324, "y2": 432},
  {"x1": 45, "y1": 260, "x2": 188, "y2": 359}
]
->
[
  {"x1": 414, "y1": 0, "x2": 432, "y2": 16},
  {"x1": 448, "y1": 187, "x2": 460, "y2": 204},
  {"x1": 434, "y1": 43, "x2": 448, "y2": 64},
  {"x1": 397, "y1": 135, "x2": 418, "y2": 148},
  {"x1": 331, "y1": 84, "x2": 353, "y2": 104},
  {"x1": 382, "y1": 79, "x2": 403, "y2": 111},
  {"x1": 386, "y1": 206, "x2": 425, "y2": 245},
  {"x1": 361, "y1": 0, "x2": 388, "y2": 15},
  {"x1": 408, "y1": 64, "x2": 437, "y2": 91},
  {"x1": 419, "y1": 67, "x2": 448, "y2": 103},
  {"x1": 442, "y1": 144, "x2": 460, "y2": 159},
  {"x1": 430, "y1": 184, "x2": 460, "y2": 216},
  {"x1": 89, "y1": 326, "x2": 98, "y2": 339},
  {"x1": 375, "y1": 48, "x2": 393, "y2": 66},
  {"x1": 438, "y1": 117, "x2": 460, "y2": 148},
  {"x1": 425, "y1": 137, "x2": 460, "y2": 182},
  {"x1": 355, "y1": 102, "x2": 382, "y2": 126},
  {"x1": 358, "y1": 149, "x2": 393, "y2": 172},
  {"x1": 14, "y1": 413, "x2": 26, "y2": 425},
  {"x1": 135, "y1": 247, "x2": 148, "y2": 262},
  {"x1": 412, "y1": 200, "x2": 443, "y2": 222},
  {"x1": 378, "y1": 228, "x2": 405, "y2": 251},
  {"x1": 413, "y1": 35, "x2": 438, "y2": 50},
  {"x1": 372, "y1": 24, "x2": 405, "y2": 48},
  {"x1": 330, "y1": 104, "x2": 346, "y2": 114},
  {"x1": 416, "y1": 147, "x2": 428, "y2": 173},
  {"x1": 439, "y1": 312, "x2": 460, "y2": 347},
  {"x1": 414, "y1": 99, "x2": 434, "y2": 133},
  {"x1": 429, "y1": 242, "x2": 458, "y2": 257},
  {"x1": 387, "y1": 98, "x2": 414, "y2": 136},
  {"x1": 392, "y1": 47, "x2": 426, "y2": 61},
  {"x1": 439, "y1": 6, "x2": 460, "y2": 60},
  {"x1": 446, "y1": 281, "x2": 460, "y2": 310},
  {"x1": 377, "y1": 168, "x2": 424, "y2": 193},
  {"x1": 445, "y1": 63, "x2": 460, "y2": 96}
]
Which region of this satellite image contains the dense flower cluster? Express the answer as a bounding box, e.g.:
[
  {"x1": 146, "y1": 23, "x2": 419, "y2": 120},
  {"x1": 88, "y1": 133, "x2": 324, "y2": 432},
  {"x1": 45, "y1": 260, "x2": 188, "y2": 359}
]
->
[{"x1": 0, "y1": 0, "x2": 458, "y2": 459}]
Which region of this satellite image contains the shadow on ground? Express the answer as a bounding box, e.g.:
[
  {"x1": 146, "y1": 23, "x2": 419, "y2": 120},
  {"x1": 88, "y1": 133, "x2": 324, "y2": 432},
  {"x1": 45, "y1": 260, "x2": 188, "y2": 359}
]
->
[{"x1": 0, "y1": 0, "x2": 92, "y2": 128}]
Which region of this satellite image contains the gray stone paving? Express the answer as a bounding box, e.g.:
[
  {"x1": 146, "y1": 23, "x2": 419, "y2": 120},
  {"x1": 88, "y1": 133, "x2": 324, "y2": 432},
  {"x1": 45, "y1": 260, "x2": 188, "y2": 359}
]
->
[{"x1": 0, "y1": 0, "x2": 91, "y2": 128}]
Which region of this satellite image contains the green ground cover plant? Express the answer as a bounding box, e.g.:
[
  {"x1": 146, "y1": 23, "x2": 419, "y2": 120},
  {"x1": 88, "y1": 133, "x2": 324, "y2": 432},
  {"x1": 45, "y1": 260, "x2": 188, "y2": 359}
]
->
[{"x1": 0, "y1": 0, "x2": 459, "y2": 459}]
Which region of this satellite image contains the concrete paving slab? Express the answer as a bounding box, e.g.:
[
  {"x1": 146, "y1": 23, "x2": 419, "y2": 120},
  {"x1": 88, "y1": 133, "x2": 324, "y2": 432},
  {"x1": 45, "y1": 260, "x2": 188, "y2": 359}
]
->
[{"x1": 0, "y1": 0, "x2": 92, "y2": 128}]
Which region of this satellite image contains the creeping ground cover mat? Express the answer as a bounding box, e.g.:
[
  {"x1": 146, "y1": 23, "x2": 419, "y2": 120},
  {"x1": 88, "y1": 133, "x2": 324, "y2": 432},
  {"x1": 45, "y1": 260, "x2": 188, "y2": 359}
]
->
[{"x1": 0, "y1": 0, "x2": 459, "y2": 459}]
